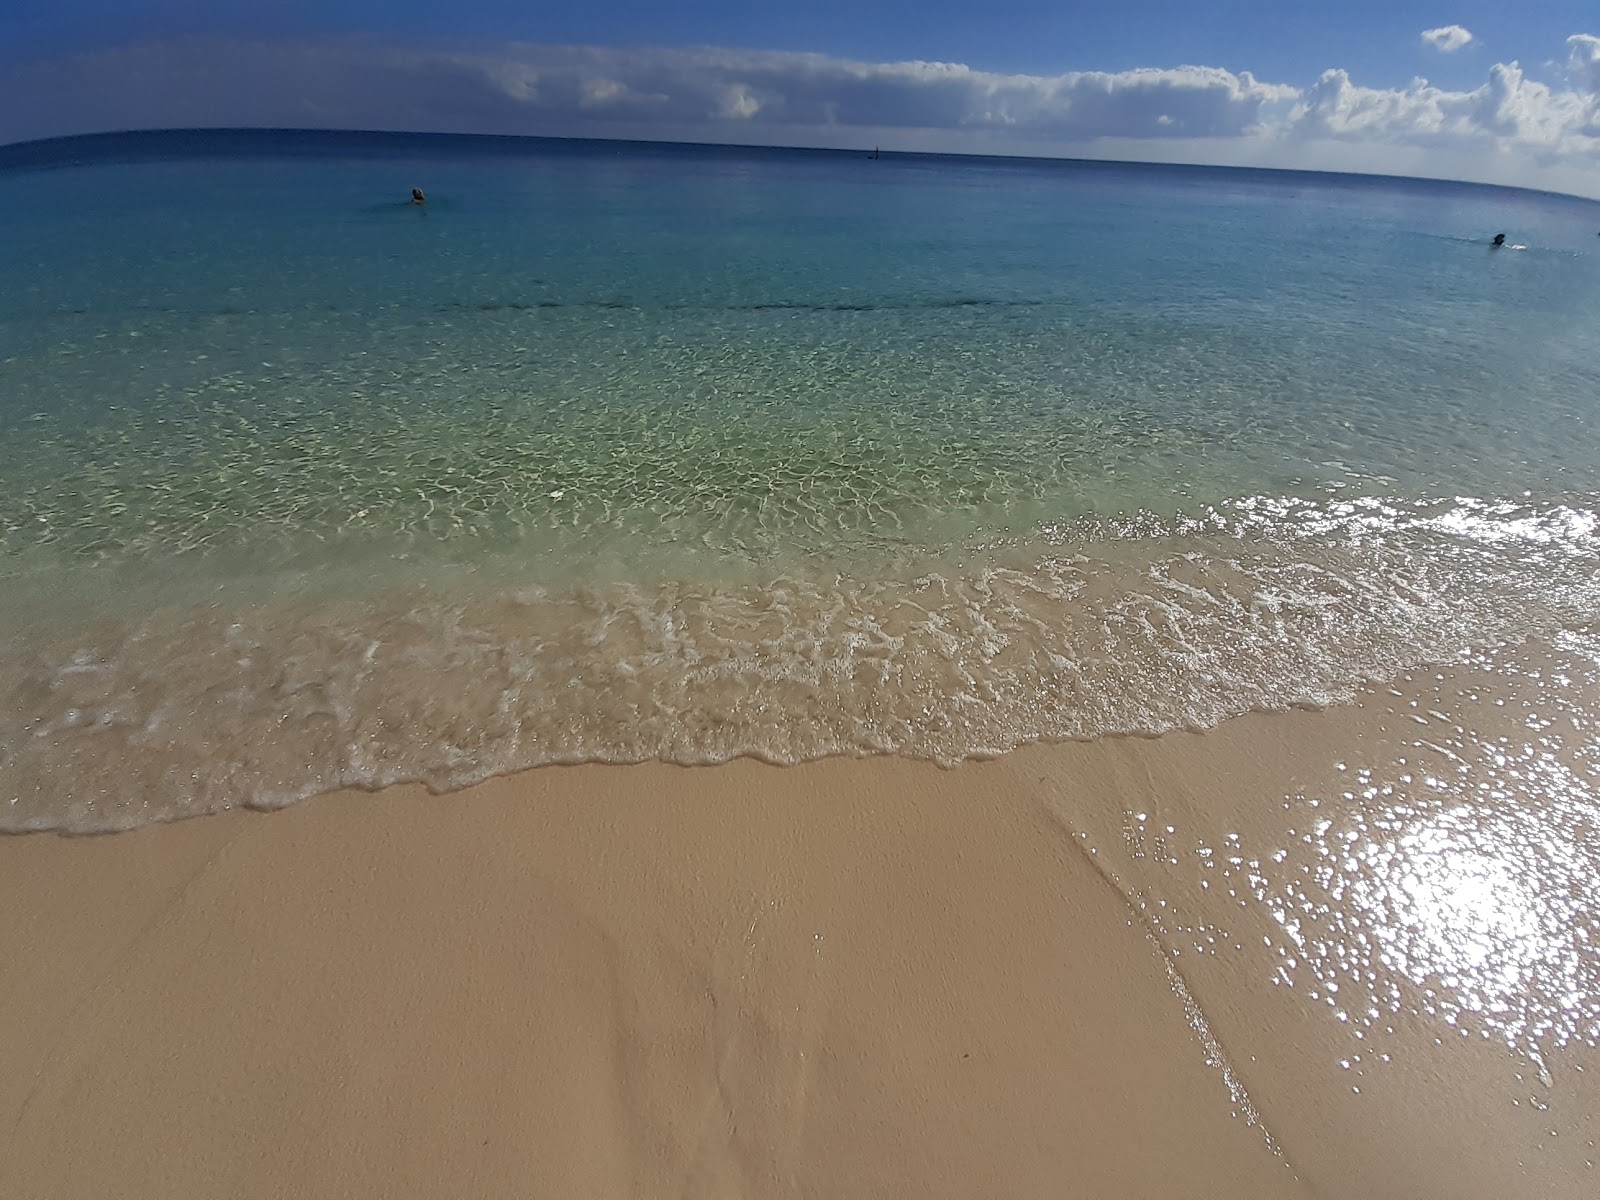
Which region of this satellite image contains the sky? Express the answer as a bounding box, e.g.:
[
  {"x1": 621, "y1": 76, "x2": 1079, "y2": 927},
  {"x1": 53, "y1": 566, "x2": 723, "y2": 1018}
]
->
[{"x1": 3, "y1": 2, "x2": 1600, "y2": 196}]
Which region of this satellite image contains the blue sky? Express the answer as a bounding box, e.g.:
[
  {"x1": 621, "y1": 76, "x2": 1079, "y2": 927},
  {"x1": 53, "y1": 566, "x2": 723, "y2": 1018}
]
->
[
  {"x1": 4, "y1": 0, "x2": 1593, "y2": 86},
  {"x1": 4, "y1": 2, "x2": 1600, "y2": 194}
]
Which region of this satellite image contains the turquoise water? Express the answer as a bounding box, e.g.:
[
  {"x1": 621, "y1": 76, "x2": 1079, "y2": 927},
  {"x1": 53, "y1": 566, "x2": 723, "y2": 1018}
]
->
[{"x1": 4, "y1": 131, "x2": 1600, "y2": 829}]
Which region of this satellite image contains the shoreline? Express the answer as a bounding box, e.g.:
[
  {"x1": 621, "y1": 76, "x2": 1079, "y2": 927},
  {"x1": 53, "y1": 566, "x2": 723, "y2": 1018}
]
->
[
  {"x1": 7, "y1": 129, "x2": 1600, "y2": 1199},
  {"x1": 3, "y1": 637, "x2": 1597, "y2": 1196}
]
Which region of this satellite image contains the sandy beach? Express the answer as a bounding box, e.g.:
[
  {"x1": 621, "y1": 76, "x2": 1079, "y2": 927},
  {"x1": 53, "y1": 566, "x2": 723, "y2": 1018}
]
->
[
  {"x1": 3, "y1": 637, "x2": 1596, "y2": 1198},
  {"x1": 7, "y1": 69, "x2": 1600, "y2": 1200}
]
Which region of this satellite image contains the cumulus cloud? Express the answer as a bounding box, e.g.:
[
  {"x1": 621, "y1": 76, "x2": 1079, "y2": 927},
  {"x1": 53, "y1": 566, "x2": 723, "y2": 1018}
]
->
[
  {"x1": 1291, "y1": 57, "x2": 1598, "y2": 154},
  {"x1": 1569, "y1": 33, "x2": 1600, "y2": 92},
  {"x1": 1421, "y1": 25, "x2": 1474, "y2": 54}
]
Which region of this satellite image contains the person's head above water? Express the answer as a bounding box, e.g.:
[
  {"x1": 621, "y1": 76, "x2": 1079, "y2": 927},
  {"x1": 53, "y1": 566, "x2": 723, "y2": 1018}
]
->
[
  {"x1": 411, "y1": 188, "x2": 427, "y2": 205},
  {"x1": 1492, "y1": 232, "x2": 1506, "y2": 246}
]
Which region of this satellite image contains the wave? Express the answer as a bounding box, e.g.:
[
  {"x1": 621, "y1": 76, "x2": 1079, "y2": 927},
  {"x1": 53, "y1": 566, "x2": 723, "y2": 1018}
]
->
[{"x1": 3, "y1": 493, "x2": 1597, "y2": 831}]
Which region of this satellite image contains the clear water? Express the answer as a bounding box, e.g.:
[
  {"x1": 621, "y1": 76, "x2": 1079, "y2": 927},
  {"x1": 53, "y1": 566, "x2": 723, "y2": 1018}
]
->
[{"x1": 4, "y1": 131, "x2": 1600, "y2": 829}]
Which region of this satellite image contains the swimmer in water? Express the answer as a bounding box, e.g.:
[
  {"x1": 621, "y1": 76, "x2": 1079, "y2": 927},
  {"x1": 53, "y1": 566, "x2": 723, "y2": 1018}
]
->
[
  {"x1": 1492, "y1": 232, "x2": 1506, "y2": 247},
  {"x1": 411, "y1": 188, "x2": 427, "y2": 206}
]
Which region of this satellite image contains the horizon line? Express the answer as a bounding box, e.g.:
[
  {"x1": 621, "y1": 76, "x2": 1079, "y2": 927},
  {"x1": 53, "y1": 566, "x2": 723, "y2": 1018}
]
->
[{"x1": 5, "y1": 125, "x2": 1599, "y2": 208}]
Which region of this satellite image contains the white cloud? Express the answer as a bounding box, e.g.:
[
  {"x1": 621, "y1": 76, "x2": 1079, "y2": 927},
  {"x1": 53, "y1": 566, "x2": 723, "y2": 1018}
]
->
[
  {"x1": 1421, "y1": 25, "x2": 1474, "y2": 54},
  {"x1": 717, "y1": 82, "x2": 763, "y2": 120},
  {"x1": 1290, "y1": 58, "x2": 1598, "y2": 154},
  {"x1": 3, "y1": 34, "x2": 1600, "y2": 196},
  {"x1": 1569, "y1": 33, "x2": 1600, "y2": 92}
]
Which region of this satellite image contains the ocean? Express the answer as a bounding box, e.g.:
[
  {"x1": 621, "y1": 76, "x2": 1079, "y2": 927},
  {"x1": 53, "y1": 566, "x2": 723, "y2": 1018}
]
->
[{"x1": 4, "y1": 129, "x2": 1600, "y2": 830}]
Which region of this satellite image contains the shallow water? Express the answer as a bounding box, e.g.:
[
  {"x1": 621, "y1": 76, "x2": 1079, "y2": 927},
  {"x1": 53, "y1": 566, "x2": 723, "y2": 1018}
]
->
[{"x1": 4, "y1": 131, "x2": 1600, "y2": 830}]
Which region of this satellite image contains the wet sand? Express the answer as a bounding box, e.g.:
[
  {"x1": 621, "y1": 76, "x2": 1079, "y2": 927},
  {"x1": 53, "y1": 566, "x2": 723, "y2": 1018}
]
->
[{"x1": 2, "y1": 638, "x2": 1597, "y2": 1197}]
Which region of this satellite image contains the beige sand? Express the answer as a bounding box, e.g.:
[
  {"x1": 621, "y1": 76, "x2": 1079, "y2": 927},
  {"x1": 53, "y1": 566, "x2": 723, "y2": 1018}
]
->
[{"x1": 2, "y1": 640, "x2": 1596, "y2": 1197}]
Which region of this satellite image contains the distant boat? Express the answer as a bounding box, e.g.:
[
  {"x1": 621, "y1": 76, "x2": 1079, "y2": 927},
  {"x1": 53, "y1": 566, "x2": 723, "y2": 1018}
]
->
[{"x1": 869, "y1": 147, "x2": 880, "y2": 160}]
